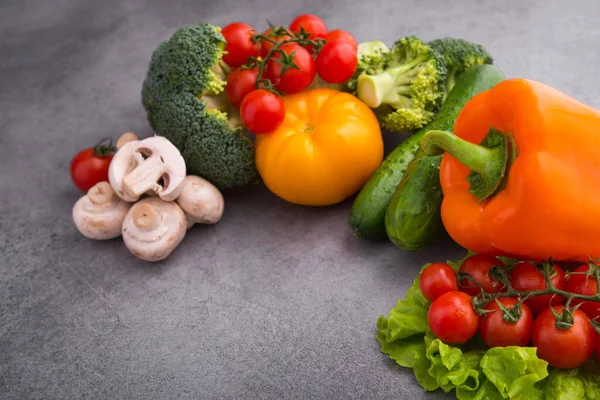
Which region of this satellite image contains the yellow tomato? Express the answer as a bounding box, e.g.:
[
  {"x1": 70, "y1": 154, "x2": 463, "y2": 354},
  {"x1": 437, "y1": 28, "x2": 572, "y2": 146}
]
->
[{"x1": 255, "y1": 88, "x2": 384, "y2": 206}]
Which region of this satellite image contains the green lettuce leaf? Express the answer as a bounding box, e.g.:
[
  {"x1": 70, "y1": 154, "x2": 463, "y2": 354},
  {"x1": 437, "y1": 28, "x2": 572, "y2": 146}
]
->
[
  {"x1": 543, "y1": 360, "x2": 600, "y2": 399},
  {"x1": 480, "y1": 346, "x2": 549, "y2": 399},
  {"x1": 376, "y1": 316, "x2": 438, "y2": 391},
  {"x1": 457, "y1": 378, "x2": 505, "y2": 400},
  {"x1": 425, "y1": 338, "x2": 486, "y2": 393},
  {"x1": 381, "y1": 275, "x2": 430, "y2": 342}
]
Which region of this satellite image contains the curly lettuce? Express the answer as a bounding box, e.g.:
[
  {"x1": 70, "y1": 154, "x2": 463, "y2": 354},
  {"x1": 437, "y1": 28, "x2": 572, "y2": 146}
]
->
[{"x1": 375, "y1": 252, "x2": 600, "y2": 399}]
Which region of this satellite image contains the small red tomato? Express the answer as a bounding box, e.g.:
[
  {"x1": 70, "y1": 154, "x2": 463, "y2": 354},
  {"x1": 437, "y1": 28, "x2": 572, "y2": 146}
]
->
[
  {"x1": 325, "y1": 29, "x2": 358, "y2": 49},
  {"x1": 428, "y1": 291, "x2": 480, "y2": 344},
  {"x1": 259, "y1": 26, "x2": 294, "y2": 58},
  {"x1": 479, "y1": 297, "x2": 534, "y2": 348},
  {"x1": 532, "y1": 305, "x2": 596, "y2": 369},
  {"x1": 221, "y1": 22, "x2": 261, "y2": 67},
  {"x1": 289, "y1": 14, "x2": 328, "y2": 41},
  {"x1": 458, "y1": 254, "x2": 506, "y2": 296},
  {"x1": 419, "y1": 263, "x2": 458, "y2": 302},
  {"x1": 226, "y1": 67, "x2": 259, "y2": 108},
  {"x1": 510, "y1": 262, "x2": 567, "y2": 316},
  {"x1": 567, "y1": 264, "x2": 600, "y2": 321},
  {"x1": 240, "y1": 89, "x2": 285, "y2": 134},
  {"x1": 265, "y1": 43, "x2": 316, "y2": 94},
  {"x1": 70, "y1": 141, "x2": 114, "y2": 192},
  {"x1": 315, "y1": 40, "x2": 358, "y2": 84}
]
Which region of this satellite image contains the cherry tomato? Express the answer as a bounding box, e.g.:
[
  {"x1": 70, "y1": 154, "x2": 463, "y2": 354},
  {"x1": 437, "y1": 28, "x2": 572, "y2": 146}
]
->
[
  {"x1": 289, "y1": 14, "x2": 328, "y2": 54},
  {"x1": 457, "y1": 254, "x2": 506, "y2": 296},
  {"x1": 325, "y1": 29, "x2": 358, "y2": 49},
  {"x1": 567, "y1": 264, "x2": 600, "y2": 321},
  {"x1": 479, "y1": 297, "x2": 533, "y2": 348},
  {"x1": 419, "y1": 263, "x2": 458, "y2": 302},
  {"x1": 532, "y1": 305, "x2": 596, "y2": 368},
  {"x1": 259, "y1": 26, "x2": 294, "y2": 58},
  {"x1": 240, "y1": 89, "x2": 285, "y2": 134},
  {"x1": 225, "y1": 67, "x2": 259, "y2": 108},
  {"x1": 221, "y1": 22, "x2": 261, "y2": 68},
  {"x1": 265, "y1": 43, "x2": 316, "y2": 94},
  {"x1": 289, "y1": 14, "x2": 328, "y2": 41},
  {"x1": 509, "y1": 262, "x2": 567, "y2": 316},
  {"x1": 315, "y1": 40, "x2": 358, "y2": 84},
  {"x1": 428, "y1": 291, "x2": 480, "y2": 344},
  {"x1": 70, "y1": 141, "x2": 114, "y2": 192}
]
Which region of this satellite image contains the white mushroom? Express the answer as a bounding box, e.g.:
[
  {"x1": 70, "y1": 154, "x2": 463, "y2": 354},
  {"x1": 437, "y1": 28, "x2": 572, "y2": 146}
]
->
[
  {"x1": 121, "y1": 197, "x2": 187, "y2": 262},
  {"x1": 109, "y1": 136, "x2": 186, "y2": 202},
  {"x1": 116, "y1": 132, "x2": 138, "y2": 150},
  {"x1": 108, "y1": 139, "x2": 140, "y2": 202},
  {"x1": 176, "y1": 175, "x2": 224, "y2": 229},
  {"x1": 72, "y1": 181, "x2": 131, "y2": 240}
]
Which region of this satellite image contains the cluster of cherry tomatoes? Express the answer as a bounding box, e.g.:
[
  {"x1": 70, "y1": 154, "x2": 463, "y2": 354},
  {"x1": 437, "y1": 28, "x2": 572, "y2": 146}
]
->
[
  {"x1": 220, "y1": 14, "x2": 359, "y2": 134},
  {"x1": 420, "y1": 254, "x2": 600, "y2": 369}
]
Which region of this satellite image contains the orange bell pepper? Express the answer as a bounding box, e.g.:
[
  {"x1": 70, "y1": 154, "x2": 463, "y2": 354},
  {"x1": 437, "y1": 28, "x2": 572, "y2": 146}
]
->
[
  {"x1": 255, "y1": 88, "x2": 383, "y2": 206},
  {"x1": 420, "y1": 78, "x2": 600, "y2": 262}
]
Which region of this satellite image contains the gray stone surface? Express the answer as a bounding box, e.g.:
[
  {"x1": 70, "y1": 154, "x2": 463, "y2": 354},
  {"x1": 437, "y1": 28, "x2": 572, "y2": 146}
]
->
[{"x1": 1, "y1": 0, "x2": 599, "y2": 398}]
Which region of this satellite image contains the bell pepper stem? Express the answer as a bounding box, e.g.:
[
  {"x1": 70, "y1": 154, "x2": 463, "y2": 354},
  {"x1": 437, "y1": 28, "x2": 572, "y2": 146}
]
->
[{"x1": 420, "y1": 128, "x2": 512, "y2": 202}]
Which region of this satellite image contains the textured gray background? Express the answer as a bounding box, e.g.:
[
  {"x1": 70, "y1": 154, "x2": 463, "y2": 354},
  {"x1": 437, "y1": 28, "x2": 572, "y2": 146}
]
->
[{"x1": 1, "y1": 0, "x2": 599, "y2": 399}]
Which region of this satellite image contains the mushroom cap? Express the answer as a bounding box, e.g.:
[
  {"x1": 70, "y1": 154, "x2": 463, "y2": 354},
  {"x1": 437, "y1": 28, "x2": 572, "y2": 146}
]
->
[
  {"x1": 121, "y1": 197, "x2": 187, "y2": 262},
  {"x1": 116, "y1": 132, "x2": 139, "y2": 150},
  {"x1": 112, "y1": 136, "x2": 186, "y2": 202},
  {"x1": 108, "y1": 139, "x2": 140, "y2": 202},
  {"x1": 176, "y1": 175, "x2": 224, "y2": 224},
  {"x1": 72, "y1": 181, "x2": 131, "y2": 240}
]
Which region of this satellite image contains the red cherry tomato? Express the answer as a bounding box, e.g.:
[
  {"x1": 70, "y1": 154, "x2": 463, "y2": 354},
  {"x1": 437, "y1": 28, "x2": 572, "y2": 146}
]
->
[
  {"x1": 532, "y1": 305, "x2": 596, "y2": 368},
  {"x1": 289, "y1": 14, "x2": 328, "y2": 54},
  {"x1": 458, "y1": 254, "x2": 506, "y2": 296},
  {"x1": 240, "y1": 89, "x2": 285, "y2": 134},
  {"x1": 567, "y1": 264, "x2": 600, "y2": 321},
  {"x1": 289, "y1": 14, "x2": 328, "y2": 41},
  {"x1": 226, "y1": 67, "x2": 259, "y2": 108},
  {"x1": 315, "y1": 40, "x2": 358, "y2": 84},
  {"x1": 325, "y1": 29, "x2": 358, "y2": 49},
  {"x1": 70, "y1": 141, "x2": 114, "y2": 192},
  {"x1": 427, "y1": 291, "x2": 480, "y2": 344},
  {"x1": 265, "y1": 43, "x2": 316, "y2": 94},
  {"x1": 419, "y1": 263, "x2": 458, "y2": 302},
  {"x1": 259, "y1": 26, "x2": 294, "y2": 58},
  {"x1": 221, "y1": 22, "x2": 261, "y2": 67},
  {"x1": 509, "y1": 262, "x2": 567, "y2": 316},
  {"x1": 479, "y1": 297, "x2": 533, "y2": 348}
]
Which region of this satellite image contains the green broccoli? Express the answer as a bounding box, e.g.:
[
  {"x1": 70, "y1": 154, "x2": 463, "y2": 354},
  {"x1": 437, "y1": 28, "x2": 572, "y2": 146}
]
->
[
  {"x1": 350, "y1": 36, "x2": 447, "y2": 133},
  {"x1": 141, "y1": 23, "x2": 257, "y2": 191},
  {"x1": 428, "y1": 37, "x2": 494, "y2": 93}
]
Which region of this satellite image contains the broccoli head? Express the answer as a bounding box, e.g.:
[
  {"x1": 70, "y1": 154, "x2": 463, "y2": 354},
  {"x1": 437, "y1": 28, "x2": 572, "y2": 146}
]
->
[
  {"x1": 428, "y1": 37, "x2": 494, "y2": 93},
  {"x1": 351, "y1": 36, "x2": 447, "y2": 133},
  {"x1": 141, "y1": 23, "x2": 257, "y2": 191}
]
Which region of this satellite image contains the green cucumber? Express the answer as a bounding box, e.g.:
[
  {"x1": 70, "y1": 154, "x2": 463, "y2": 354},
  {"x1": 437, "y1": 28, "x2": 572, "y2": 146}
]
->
[
  {"x1": 349, "y1": 64, "x2": 505, "y2": 240},
  {"x1": 384, "y1": 64, "x2": 506, "y2": 250}
]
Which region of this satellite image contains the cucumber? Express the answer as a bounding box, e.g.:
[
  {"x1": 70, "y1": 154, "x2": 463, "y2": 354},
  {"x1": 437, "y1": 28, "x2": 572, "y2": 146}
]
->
[
  {"x1": 385, "y1": 64, "x2": 506, "y2": 250},
  {"x1": 349, "y1": 64, "x2": 505, "y2": 240}
]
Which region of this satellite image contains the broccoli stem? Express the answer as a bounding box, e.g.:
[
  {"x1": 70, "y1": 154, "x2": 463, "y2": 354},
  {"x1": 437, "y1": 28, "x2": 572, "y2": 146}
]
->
[{"x1": 357, "y1": 53, "x2": 429, "y2": 108}]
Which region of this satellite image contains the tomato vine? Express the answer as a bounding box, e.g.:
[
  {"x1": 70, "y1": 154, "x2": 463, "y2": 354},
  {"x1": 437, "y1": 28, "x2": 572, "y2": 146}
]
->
[{"x1": 458, "y1": 259, "x2": 600, "y2": 331}]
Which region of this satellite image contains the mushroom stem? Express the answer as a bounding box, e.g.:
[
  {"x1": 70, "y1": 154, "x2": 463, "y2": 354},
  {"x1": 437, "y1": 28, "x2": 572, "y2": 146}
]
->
[
  {"x1": 132, "y1": 203, "x2": 161, "y2": 231},
  {"x1": 123, "y1": 155, "x2": 168, "y2": 199},
  {"x1": 87, "y1": 181, "x2": 115, "y2": 205}
]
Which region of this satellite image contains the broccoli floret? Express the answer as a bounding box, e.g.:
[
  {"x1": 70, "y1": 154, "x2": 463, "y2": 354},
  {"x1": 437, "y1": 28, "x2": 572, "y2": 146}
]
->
[
  {"x1": 428, "y1": 37, "x2": 493, "y2": 94},
  {"x1": 141, "y1": 23, "x2": 257, "y2": 190},
  {"x1": 353, "y1": 36, "x2": 447, "y2": 133}
]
